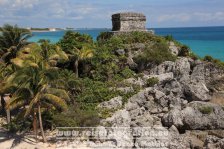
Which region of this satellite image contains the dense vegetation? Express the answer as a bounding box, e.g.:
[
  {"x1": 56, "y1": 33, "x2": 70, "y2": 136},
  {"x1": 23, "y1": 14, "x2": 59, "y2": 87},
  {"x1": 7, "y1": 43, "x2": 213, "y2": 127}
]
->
[{"x1": 0, "y1": 25, "x2": 224, "y2": 142}]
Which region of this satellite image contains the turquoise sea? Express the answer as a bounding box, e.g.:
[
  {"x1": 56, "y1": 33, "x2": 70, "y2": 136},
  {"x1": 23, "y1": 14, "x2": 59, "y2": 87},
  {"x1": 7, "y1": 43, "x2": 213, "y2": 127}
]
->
[{"x1": 29, "y1": 26, "x2": 224, "y2": 61}]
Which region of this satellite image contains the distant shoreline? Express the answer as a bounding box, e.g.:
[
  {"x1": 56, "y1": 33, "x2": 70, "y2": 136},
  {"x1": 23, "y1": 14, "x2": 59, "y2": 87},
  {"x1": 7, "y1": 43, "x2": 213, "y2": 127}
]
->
[{"x1": 31, "y1": 30, "x2": 65, "y2": 32}]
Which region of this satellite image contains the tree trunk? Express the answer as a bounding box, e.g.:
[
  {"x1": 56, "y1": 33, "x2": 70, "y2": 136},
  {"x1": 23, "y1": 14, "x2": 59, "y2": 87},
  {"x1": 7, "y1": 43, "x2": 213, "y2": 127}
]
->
[
  {"x1": 33, "y1": 111, "x2": 38, "y2": 142},
  {"x1": 6, "y1": 109, "x2": 10, "y2": 124},
  {"x1": 38, "y1": 104, "x2": 47, "y2": 142},
  {"x1": 74, "y1": 58, "x2": 79, "y2": 78},
  {"x1": 0, "y1": 95, "x2": 5, "y2": 115},
  {"x1": 4, "y1": 95, "x2": 11, "y2": 124}
]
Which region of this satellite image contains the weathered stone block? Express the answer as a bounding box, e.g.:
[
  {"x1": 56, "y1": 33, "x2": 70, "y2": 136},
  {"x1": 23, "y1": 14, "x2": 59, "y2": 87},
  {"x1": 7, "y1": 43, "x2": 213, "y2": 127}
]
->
[{"x1": 112, "y1": 12, "x2": 146, "y2": 31}]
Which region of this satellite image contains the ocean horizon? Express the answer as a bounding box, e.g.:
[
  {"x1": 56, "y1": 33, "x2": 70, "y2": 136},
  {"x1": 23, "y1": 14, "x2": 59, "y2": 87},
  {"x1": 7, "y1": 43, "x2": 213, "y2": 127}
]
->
[{"x1": 28, "y1": 26, "x2": 224, "y2": 61}]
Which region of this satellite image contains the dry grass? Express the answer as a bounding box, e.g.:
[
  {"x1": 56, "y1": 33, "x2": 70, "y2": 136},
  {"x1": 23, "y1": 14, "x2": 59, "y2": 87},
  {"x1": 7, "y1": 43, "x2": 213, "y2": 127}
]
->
[{"x1": 210, "y1": 93, "x2": 224, "y2": 106}]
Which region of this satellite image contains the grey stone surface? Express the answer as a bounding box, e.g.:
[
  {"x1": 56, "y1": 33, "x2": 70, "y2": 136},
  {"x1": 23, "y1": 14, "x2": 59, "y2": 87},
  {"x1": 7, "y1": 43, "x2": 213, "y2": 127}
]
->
[
  {"x1": 116, "y1": 86, "x2": 134, "y2": 94},
  {"x1": 101, "y1": 109, "x2": 131, "y2": 127},
  {"x1": 204, "y1": 135, "x2": 224, "y2": 149},
  {"x1": 184, "y1": 82, "x2": 211, "y2": 101},
  {"x1": 169, "y1": 42, "x2": 179, "y2": 56},
  {"x1": 124, "y1": 77, "x2": 145, "y2": 87},
  {"x1": 115, "y1": 49, "x2": 125, "y2": 55},
  {"x1": 97, "y1": 96, "x2": 123, "y2": 110},
  {"x1": 162, "y1": 101, "x2": 224, "y2": 130}
]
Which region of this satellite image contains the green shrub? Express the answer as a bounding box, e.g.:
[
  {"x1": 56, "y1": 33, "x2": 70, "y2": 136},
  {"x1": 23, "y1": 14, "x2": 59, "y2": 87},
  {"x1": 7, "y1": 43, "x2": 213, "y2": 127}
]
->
[
  {"x1": 201, "y1": 55, "x2": 224, "y2": 70},
  {"x1": 76, "y1": 78, "x2": 120, "y2": 104},
  {"x1": 57, "y1": 31, "x2": 93, "y2": 52},
  {"x1": 134, "y1": 43, "x2": 176, "y2": 71},
  {"x1": 203, "y1": 55, "x2": 213, "y2": 62},
  {"x1": 199, "y1": 106, "x2": 213, "y2": 114},
  {"x1": 4, "y1": 118, "x2": 32, "y2": 133},
  {"x1": 146, "y1": 77, "x2": 159, "y2": 87},
  {"x1": 52, "y1": 106, "x2": 100, "y2": 127},
  {"x1": 119, "y1": 67, "x2": 135, "y2": 79},
  {"x1": 179, "y1": 45, "x2": 190, "y2": 56},
  {"x1": 164, "y1": 35, "x2": 174, "y2": 41},
  {"x1": 113, "y1": 67, "x2": 135, "y2": 81},
  {"x1": 97, "y1": 31, "x2": 163, "y2": 45},
  {"x1": 97, "y1": 32, "x2": 113, "y2": 43},
  {"x1": 189, "y1": 52, "x2": 200, "y2": 60},
  {"x1": 213, "y1": 59, "x2": 224, "y2": 69},
  {"x1": 98, "y1": 108, "x2": 118, "y2": 119}
]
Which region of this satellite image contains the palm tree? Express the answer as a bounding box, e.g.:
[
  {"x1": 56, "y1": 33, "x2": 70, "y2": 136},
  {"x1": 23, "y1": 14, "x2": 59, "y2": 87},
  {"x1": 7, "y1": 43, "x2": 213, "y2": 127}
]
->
[
  {"x1": 71, "y1": 46, "x2": 94, "y2": 77},
  {"x1": 0, "y1": 62, "x2": 13, "y2": 123},
  {"x1": 0, "y1": 24, "x2": 32, "y2": 64},
  {"x1": 1, "y1": 43, "x2": 69, "y2": 142},
  {"x1": 58, "y1": 31, "x2": 94, "y2": 77},
  {"x1": 3, "y1": 64, "x2": 69, "y2": 142}
]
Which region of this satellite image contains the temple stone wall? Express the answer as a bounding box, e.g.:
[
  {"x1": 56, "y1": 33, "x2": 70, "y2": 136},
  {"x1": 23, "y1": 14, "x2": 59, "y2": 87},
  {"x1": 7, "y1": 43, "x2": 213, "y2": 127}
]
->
[{"x1": 112, "y1": 12, "x2": 146, "y2": 31}]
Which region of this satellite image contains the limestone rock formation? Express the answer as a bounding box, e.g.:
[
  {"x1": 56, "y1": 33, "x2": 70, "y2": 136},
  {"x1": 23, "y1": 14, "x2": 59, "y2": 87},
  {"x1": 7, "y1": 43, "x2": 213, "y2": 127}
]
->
[
  {"x1": 97, "y1": 96, "x2": 123, "y2": 110},
  {"x1": 93, "y1": 56, "x2": 224, "y2": 148}
]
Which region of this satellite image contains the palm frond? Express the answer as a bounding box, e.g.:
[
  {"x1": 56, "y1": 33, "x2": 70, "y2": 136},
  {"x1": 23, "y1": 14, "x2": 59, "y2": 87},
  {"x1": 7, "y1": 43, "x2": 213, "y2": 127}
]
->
[
  {"x1": 10, "y1": 58, "x2": 24, "y2": 67},
  {"x1": 46, "y1": 88, "x2": 70, "y2": 102},
  {"x1": 6, "y1": 95, "x2": 26, "y2": 110},
  {"x1": 41, "y1": 94, "x2": 68, "y2": 111},
  {"x1": 24, "y1": 93, "x2": 40, "y2": 117}
]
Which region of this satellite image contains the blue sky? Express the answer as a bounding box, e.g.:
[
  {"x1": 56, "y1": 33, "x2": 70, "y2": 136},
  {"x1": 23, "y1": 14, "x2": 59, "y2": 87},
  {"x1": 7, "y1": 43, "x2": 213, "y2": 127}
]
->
[{"x1": 0, "y1": 0, "x2": 224, "y2": 28}]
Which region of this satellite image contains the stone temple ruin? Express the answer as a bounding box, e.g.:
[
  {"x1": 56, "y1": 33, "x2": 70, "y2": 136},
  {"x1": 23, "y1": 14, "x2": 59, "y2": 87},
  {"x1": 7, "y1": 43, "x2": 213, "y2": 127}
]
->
[{"x1": 112, "y1": 12, "x2": 147, "y2": 32}]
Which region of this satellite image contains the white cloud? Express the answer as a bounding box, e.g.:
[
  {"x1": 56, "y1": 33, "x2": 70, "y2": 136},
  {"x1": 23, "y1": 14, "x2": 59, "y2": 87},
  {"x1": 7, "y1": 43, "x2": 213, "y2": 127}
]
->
[
  {"x1": 10, "y1": 0, "x2": 39, "y2": 9},
  {"x1": 157, "y1": 13, "x2": 191, "y2": 23},
  {"x1": 68, "y1": 16, "x2": 84, "y2": 20},
  {"x1": 75, "y1": 5, "x2": 95, "y2": 15},
  {"x1": 0, "y1": 0, "x2": 8, "y2": 5},
  {"x1": 1, "y1": 0, "x2": 224, "y2": 27},
  {"x1": 157, "y1": 11, "x2": 224, "y2": 23},
  {"x1": 194, "y1": 12, "x2": 224, "y2": 21}
]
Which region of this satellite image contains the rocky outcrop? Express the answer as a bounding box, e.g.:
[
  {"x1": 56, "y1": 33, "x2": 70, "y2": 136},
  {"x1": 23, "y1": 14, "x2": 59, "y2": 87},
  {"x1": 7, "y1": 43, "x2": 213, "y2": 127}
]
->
[
  {"x1": 169, "y1": 42, "x2": 180, "y2": 56},
  {"x1": 97, "y1": 96, "x2": 123, "y2": 110},
  {"x1": 91, "y1": 57, "x2": 224, "y2": 148},
  {"x1": 204, "y1": 135, "x2": 224, "y2": 149},
  {"x1": 162, "y1": 101, "x2": 224, "y2": 130},
  {"x1": 184, "y1": 82, "x2": 211, "y2": 101},
  {"x1": 55, "y1": 57, "x2": 223, "y2": 148}
]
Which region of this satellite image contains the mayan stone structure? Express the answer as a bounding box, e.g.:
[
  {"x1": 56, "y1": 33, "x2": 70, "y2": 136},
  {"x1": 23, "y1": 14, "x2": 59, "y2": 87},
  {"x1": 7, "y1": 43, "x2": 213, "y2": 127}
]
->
[{"x1": 112, "y1": 12, "x2": 147, "y2": 31}]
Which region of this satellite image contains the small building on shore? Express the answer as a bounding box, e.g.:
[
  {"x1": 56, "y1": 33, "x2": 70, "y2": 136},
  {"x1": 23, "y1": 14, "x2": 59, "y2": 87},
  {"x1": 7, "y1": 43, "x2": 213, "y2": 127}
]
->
[
  {"x1": 49, "y1": 28, "x2": 56, "y2": 32},
  {"x1": 112, "y1": 12, "x2": 147, "y2": 32}
]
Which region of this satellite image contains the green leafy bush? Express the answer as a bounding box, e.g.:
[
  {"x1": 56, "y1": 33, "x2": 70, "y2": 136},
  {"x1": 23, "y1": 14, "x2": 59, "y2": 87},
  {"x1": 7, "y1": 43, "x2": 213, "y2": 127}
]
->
[
  {"x1": 179, "y1": 45, "x2": 190, "y2": 56},
  {"x1": 52, "y1": 106, "x2": 100, "y2": 127},
  {"x1": 57, "y1": 31, "x2": 93, "y2": 52},
  {"x1": 203, "y1": 55, "x2": 213, "y2": 62},
  {"x1": 146, "y1": 77, "x2": 159, "y2": 87},
  {"x1": 4, "y1": 118, "x2": 32, "y2": 133},
  {"x1": 199, "y1": 106, "x2": 213, "y2": 114},
  {"x1": 76, "y1": 78, "x2": 120, "y2": 104},
  {"x1": 119, "y1": 67, "x2": 135, "y2": 79},
  {"x1": 201, "y1": 55, "x2": 224, "y2": 69},
  {"x1": 212, "y1": 59, "x2": 224, "y2": 69},
  {"x1": 164, "y1": 35, "x2": 174, "y2": 41},
  {"x1": 97, "y1": 32, "x2": 113, "y2": 43},
  {"x1": 189, "y1": 52, "x2": 200, "y2": 60},
  {"x1": 97, "y1": 31, "x2": 164, "y2": 45},
  {"x1": 134, "y1": 43, "x2": 176, "y2": 71}
]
